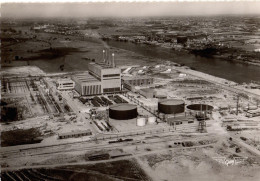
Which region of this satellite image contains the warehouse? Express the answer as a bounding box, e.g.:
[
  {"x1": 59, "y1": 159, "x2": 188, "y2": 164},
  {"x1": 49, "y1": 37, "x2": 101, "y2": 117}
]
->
[
  {"x1": 122, "y1": 76, "x2": 153, "y2": 87},
  {"x1": 58, "y1": 130, "x2": 92, "y2": 139}
]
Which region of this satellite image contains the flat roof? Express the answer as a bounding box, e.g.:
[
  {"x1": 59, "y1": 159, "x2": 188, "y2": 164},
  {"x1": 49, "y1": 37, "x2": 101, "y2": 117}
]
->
[
  {"x1": 140, "y1": 88, "x2": 155, "y2": 93},
  {"x1": 57, "y1": 79, "x2": 74, "y2": 83},
  {"x1": 58, "y1": 129, "x2": 92, "y2": 137},
  {"x1": 89, "y1": 62, "x2": 116, "y2": 69},
  {"x1": 73, "y1": 72, "x2": 100, "y2": 83}
]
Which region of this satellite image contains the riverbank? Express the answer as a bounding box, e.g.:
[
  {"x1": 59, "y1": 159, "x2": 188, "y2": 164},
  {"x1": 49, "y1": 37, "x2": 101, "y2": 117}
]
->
[
  {"x1": 106, "y1": 40, "x2": 260, "y2": 84},
  {"x1": 106, "y1": 37, "x2": 260, "y2": 67}
]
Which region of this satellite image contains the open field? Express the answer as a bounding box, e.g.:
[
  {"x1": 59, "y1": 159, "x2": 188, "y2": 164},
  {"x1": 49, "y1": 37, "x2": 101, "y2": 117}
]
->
[
  {"x1": 1, "y1": 25, "x2": 155, "y2": 73},
  {"x1": 139, "y1": 137, "x2": 260, "y2": 181},
  {"x1": 1, "y1": 159, "x2": 150, "y2": 181},
  {"x1": 1, "y1": 128, "x2": 43, "y2": 147}
]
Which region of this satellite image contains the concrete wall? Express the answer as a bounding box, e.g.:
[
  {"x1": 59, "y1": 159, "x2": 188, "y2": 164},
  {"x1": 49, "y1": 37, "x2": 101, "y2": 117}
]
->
[{"x1": 88, "y1": 63, "x2": 102, "y2": 78}]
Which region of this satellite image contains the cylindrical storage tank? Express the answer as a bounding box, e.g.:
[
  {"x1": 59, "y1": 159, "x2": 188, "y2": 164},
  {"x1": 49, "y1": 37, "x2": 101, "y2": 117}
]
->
[
  {"x1": 158, "y1": 99, "x2": 185, "y2": 114},
  {"x1": 186, "y1": 104, "x2": 213, "y2": 111},
  {"x1": 109, "y1": 103, "x2": 137, "y2": 120},
  {"x1": 137, "y1": 118, "x2": 146, "y2": 127},
  {"x1": 156, "y1": 95, "x2": 167, "y2": 99},
  {"x1": 147, "y1": 117, "x2": 156, "y2": 124}
]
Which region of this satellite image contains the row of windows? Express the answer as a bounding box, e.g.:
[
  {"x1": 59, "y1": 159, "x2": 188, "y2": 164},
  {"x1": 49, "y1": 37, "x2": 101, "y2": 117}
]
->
[
  {"x1": 103, "y1": 87, "x2": 121, "y2": 93},
  {"x1": 59, "y1": 132, "x2": 92, "y2": 139},
  {"x1": 102, "y1": 78, "x2": 120, "y2": 80},
  {"x1": 125, "y1": 79, "x2": 153, "y2": 86},
  {"x1": 103, "y1": 74, "x2": 120, "y2": 77},
  {"x1": 59, "y1": 85, "x2": 74, "y2": 87},
  {"x1": 82, "y1": 85, "x2": 101, "y2": 95},
  {"x1": 59, "y1": 83, "x2": 74, "y2": 86}
]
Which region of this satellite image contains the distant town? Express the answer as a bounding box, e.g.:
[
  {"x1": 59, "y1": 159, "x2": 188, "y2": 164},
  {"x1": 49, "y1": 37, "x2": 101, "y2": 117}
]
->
[{"x1": 3, "y1": 17, "x2": 260, "y2": 67}]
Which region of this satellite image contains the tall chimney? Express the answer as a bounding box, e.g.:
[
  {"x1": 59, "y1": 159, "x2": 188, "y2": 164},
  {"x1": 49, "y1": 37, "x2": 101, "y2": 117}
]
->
[
  {"x1": 106, "y1": 49, "x2": 110, "y2": 65},
  {"x1": 112, "y1": 53, "x2": 115, "y2": 67},
  {"x1": 103, "y1": 50, "x2": 105, "y2": 62}
]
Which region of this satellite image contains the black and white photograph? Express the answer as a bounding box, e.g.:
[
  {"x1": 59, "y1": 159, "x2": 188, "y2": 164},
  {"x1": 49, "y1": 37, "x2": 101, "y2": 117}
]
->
[{"x1": 1, "y1": 1, "x2": 260, "y2": 181}]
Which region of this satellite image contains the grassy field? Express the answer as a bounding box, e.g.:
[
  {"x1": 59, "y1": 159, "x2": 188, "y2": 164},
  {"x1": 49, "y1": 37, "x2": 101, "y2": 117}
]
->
[
  {"x1": 1, "y1": 128, "x2": 43, "y2": 147},
  {"x1": 1, "y1": 25, "x2": 157, "y2": 73}
]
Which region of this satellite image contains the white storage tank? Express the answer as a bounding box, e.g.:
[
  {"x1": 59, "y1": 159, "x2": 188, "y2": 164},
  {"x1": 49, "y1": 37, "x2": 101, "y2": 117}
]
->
[
  {"x1": 147, "y1": 117, "x2": 156, "y2": 124},
  {"x1": 137, "y1": 118, "x2": 146, "y2": 127}
]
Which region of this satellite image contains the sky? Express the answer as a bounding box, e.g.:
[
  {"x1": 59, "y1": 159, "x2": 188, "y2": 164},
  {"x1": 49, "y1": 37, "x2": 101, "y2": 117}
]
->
[{"x1": 2, "y1": 1, "x2": 260, "y2": 18}]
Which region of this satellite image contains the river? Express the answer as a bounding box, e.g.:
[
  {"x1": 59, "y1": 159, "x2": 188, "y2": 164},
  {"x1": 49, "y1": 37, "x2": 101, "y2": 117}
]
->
[{"x1": 107, "y1": 40, "x2": 260, "y2": 84}]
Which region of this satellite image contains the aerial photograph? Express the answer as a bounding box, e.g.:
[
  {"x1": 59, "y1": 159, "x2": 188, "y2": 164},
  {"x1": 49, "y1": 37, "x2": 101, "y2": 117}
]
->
[{"x1": 1, "y1": 1, "x2": 260, "y2": 181}]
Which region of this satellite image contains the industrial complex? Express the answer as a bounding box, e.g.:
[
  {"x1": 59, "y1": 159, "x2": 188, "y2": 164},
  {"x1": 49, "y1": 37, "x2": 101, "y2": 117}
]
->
[{"x1": 1, "y1": 25, "x2": 260, "y2": 181}]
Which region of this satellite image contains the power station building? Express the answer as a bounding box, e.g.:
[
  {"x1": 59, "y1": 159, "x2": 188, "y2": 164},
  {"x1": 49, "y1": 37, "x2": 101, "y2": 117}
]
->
[
  {"x1": 72, "y1": 72, "x2": 101, "y2": 95},
  {"x1": 88, "y1": 62, "x2": 121, "y2": 94},
  {"x1": 72, "y1": 53, "x2": 121, "y2": 96}
]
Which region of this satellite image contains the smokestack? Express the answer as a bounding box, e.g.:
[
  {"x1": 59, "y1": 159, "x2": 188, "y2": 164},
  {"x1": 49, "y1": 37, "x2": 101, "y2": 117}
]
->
[
  {"x1": 103, "y1": 50, "x2": 105, "y2": 62},
  {"x1": 106, "y1": 49, "x2": 110, "y2": 65},
  {"x1": 112, "y1": 53, "x2": 115, "y2": 67}
]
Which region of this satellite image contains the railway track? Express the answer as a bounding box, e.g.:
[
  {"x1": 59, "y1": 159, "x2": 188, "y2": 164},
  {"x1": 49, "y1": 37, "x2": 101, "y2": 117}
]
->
[
  {"x1": 1, "y1": 142, "x2": 216, "y2": 172},
  {"x1": 0, "y1": 134, "x2": 217, "y2": 161}
]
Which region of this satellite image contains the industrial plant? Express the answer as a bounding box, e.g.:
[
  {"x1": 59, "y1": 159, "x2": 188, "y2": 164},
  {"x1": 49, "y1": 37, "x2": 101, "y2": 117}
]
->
[{"x1": 1, "y1": 6, "x2": 260, "y2": 181}]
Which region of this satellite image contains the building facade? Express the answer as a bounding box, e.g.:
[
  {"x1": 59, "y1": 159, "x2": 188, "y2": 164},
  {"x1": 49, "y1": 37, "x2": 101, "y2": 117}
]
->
[
  {"x1": 72, "y1": 62, "x2": 122, "y2": 96},
  {"x1": 139, "y1": 88, "x2": 156, "y2": 98},
  {"x1": 72, "y1": 73, "x2": 101, "y2": 96},
  {"x1": 57, "y1": 79, "x2": 75, "y2": 90},
  {"x1": 88, "y1": 62, "x2": 121, "y2": 94},
  {"x1": 122, "y1": 76, "x2": 153, "y2": 86}
]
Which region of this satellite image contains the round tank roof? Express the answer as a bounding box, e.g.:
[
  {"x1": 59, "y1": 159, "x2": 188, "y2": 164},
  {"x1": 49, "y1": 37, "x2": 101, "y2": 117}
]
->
[
  {"x1": 159, "y1": 99, "x2": 184, "y2": 105},
  {"x1": 109, "y1": 103, "x2": 138, "y2": 120},
  {"x1": 187, "y1": 104, "x2": 213, "y2": 111},
  {"x1": 109, "y1": 103, "x2": 137, "y2": 111}
]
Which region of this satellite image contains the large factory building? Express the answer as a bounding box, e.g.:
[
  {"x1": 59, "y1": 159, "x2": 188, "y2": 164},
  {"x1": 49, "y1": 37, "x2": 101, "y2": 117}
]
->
[
  {"x1": 72, "y1": 52, "x2": 121, "y2": 96},
  {"x1": 72, "y1": 72, "x2": 101, "y2": 95},
  {"x1": 88, "y1": 62, "x2": 121, "y2": 93}
]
